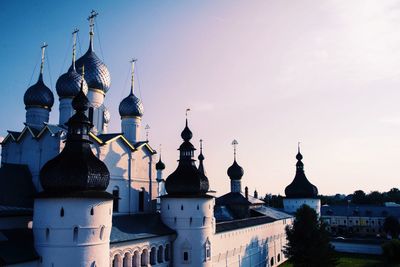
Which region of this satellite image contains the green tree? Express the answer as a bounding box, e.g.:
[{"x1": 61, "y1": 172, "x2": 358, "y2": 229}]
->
[
  {"x1": 384, "y1": 216, "x2": 400, "y2": 238},
  {"x1": 284, "y1": 205, "x2": 337, "y2": 267}
]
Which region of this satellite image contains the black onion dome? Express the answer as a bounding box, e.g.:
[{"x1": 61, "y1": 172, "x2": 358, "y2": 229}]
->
[
  {"x1": 156, "y1": 157, "x2": 166, "y2": 170},
  {"x1": 118, "y1": 92, "x2": 144, "y2": 117},
  {"x1": 285, "y1": 151, "x2": 318, "y2": 198},
  {"x1": 165, "y1": 120, "x2": 209, "y2": 196},
  {"x1": 39, "y1": 83, "x2": 111, "y2": 195},
  {"x1": 72, "y1": 46, "x2": 110, "y2": 93},
  {"x1": 24, "y1": 74, "x2": 54, "y2": 110},
  {"x1": 227, "y1": 160, "x2": 244, "y2": 180},
  {"x1": 56, "y1": 67, "x2": 88, "y2": 98}
]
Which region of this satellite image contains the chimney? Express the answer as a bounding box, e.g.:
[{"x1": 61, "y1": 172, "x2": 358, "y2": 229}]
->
[{"x1": 245, "y1": 186, "x2": 249, "y2": 199}]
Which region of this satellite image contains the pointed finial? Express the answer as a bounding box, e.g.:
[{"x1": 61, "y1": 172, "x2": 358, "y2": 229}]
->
[
  {"x1": 72, "y1": 28, "x2": 79, "y2": 70},
  {"x1": 185, "y1": 108, "x2": 191, "y2": 126},
  {"x1": 130, "y1": 59, "x2": 137, "y2": 95},
  {"x1": 200, "y1": 139, "x2": 203, "y2": 153},
  {"x1": 145, "y1": 124, "x2": 150, "y2": 141},
  {"x1": 87, "y1": 10, "x2": 98, "y2": 50},
  {"x1": 296, "y1": 141, "x2": 303, "y2": 161},
  {"x1": 232, "y1": 139, "x2": 238, "y2": 161},
  {"x1": 39, "y1": 42, "x2": 48, "y2": 78},
  {"x1": 159, "y1": 144, "x2": 162, "y2": 159},
  {"x1": 298, "y1": 141, "x2": 301, "y2": 154}
]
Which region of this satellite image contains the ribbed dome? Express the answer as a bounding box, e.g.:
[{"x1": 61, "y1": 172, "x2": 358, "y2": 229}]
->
[
  {"x1": 285, "y1": 151, "x2": 318, "y2": 198},
  {"x1": 72, "y1": 46, "x2": 110, "y2": 93},
  {"x1": 165, "y1": 119, "x2": 209, "y2": 196},
  {"x1": 56, "y1": 67, "x2": 88, "y2": 98},
  {"x1": 119, "y1": 92, "x2": 144, "y2": 117},
  {"x1": 227, "y1": 160, "x2": 244, "y2": 180},
  {"x1": 39, "y1": 82, "x2": 110, "y2": 195},
  {"x1": 24, "y1": 74, "x2": 54, "y2": 110}
]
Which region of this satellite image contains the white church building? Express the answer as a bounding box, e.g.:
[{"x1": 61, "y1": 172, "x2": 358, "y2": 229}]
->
[{"x1": 0, "y1": 12, "x2": 321, "y2": 267}]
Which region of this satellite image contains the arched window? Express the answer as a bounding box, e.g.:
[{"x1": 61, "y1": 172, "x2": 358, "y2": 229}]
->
[
  {"x1": 113, "y1": 186, "x2": 120, "y2": 212},
  {"x1": 150, "y1": 247, "x2": 157, "y2": 265},
  {"x1": 270, "y1": 256, "x2": 274, "y2": 266},
  {"x1": 123, "y1": 252, "x2": 130, "y2": 267},
  {"x1": 60, "y1": 207, "x2": 64, "y2": 217},
  {"x1": 181, "y1": 239, "x2": 192, "y2": 264},
  {"x1": 165, "y1": 244, "x2": 170, "y2": 261},
  {"x1": 204, "y1": 238, "x2": 211, "y2": 261},
  {"x1": 90, "y1": 207, "x2": 94, "y2": 215},
  {"x1": 100, "y1": 225, "x2": 105, "y2": 240},
  {"x1": 141, "y1": 249, "x2": 149, "y2": 266},
  {"x1": 157, "y1": 245, "x2": 163, "y2": 263},
  {"x1": 73, "y1": 227, "x2": 78, "y2": 242},
  {"x1": 139, "y1": 188, "x2": 145, "y2": 212},
  {"x1": 112, "y1": 254, "x2": 121, "y2": 267},
  {"x1": 132, "y1": 251, "x2": 139, "y2": 267},
  {"x1": 278, "y1": 253, "x2": 281, "y2": 262}
]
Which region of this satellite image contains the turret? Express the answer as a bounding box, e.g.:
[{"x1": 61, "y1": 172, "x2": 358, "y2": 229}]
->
[
  {"x1": 73, "y1": 11, "x2": 111, "y2": 134},
  {"x1": 119, "y1": 59, "x2": 144, "y2": 143},
  {"x1": 155, "y1": 147, "x2": 166, "y2": 211},
  {"x1": 24, "y1": 43, "x2": 54, "y2": 127},
  {"x1": 56, "y1": 29, "x2": 88, "y2": 125},
  {"x1": 33, "y1": 76, "x2": 113, "y2": 267},
  {"x1": 283, "y1": 143, "x2": 320, "y2": 215},
  {"x1": 227, "y1": 139, "x2": 244, "y2": 193},
  {"x1": 161, "y1": 113, "x2": 215, "y2": 267}
]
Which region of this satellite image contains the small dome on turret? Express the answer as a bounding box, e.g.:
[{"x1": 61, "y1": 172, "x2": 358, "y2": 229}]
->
[
  {"x1": 119, "y1": 93, "x2": 144, "y2": 117},
  {"x1": 285, "y1": 148, "x2": 318, "y2": 199},
  {"x1": 39, "y1": 81, "x2": 110, "y2": 195},
  {"x1": 56, "y1": 68, "x2": 88, "y2": 98},
  {"x1": 24, "y1": 74, "x2": 54, "y2": 110},
  {"x1": 156, "y1": 157, "x2": 166, "y2": 170},
  {"x1": 227, "y1": 160, "x2": 244, "y2": 180}
]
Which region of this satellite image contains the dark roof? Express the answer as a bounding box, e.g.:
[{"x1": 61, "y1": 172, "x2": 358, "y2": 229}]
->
[
  {"x1": 216, "y1": 215, "x2": 275, "y2": 233},
  {"x1": 0, "y1": 229, "x2": 39, "y2": 265},
  {"x1": 251, "y1": 206, "x2": 293, "y2": 220},
  {"x1": 97, "y1": 133, "x2": 123, "y2": 143},
  {"x1": 0, "y1": 206, "x2": 33, "y2": 217},
  {"x1": 321, "y1": 204, "x2": 400, "y2": 218},
  {"x1": 0, "y1": 163, "x2": 35, "y2": 208},
  {"x1": 214, "y1": 205, "x2": 235, "y2": 221},
  {"x1": 285, "y1": 151, "x2": 318, "y2": 198},
  {"x1": 40, "y1": 87, "x2": 111, "y2": 196},
  {"x1": 7, "y1": 131, "x2": 21, "y2": 140},
  {"x1": 216, "y1": 192, "x2": 264, "y2": 206},
  {"x1": 110, "y1": 213, "x2": 175, "y2": 243}
]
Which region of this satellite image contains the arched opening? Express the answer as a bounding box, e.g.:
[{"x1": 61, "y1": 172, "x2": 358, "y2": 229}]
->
[
  {"x1": 90, "y1": 207, "x2": 94, "y2": 215},
  {"x1": 270, "y1": 256, "x2": 274, "y2": 266},
  {"x1": 150, "y1": 247, "x2": 156, "y2": 265},
  {"x1": 157, "y1": 245, "x2": 163, "y2": 263},
  {"x1": 138, "y1": 188, "x2": 145, "y2": 212},
  {"x1": 123, "y1": 252, "x2": 131, "y2": 267},
  {"x1": 113, "y1": 186, "x2": 120, "y2": 212},
  {"x1": 45, "y1": 228, "x2": 50, "y2": 241},
  {"x1": 60, "y1": 207, "x2": 64, "y2": 217},
  {"x1": 73, "y1": 227, "x2": 78, "y2": 242},
  {"x1": 140, "y1": 249, "x2": 148, "y2": 266},
  {"x1": 100, "y1": 225, "x2": 105, "y2": 240},
  {"x1": 132, "y1": 251, "x2": 139, "y2": 267},
  {"x1": 204, "y1": 238, "x2": 211, "y2": 261},
  {"x1": 278, "y1": 253, "x2": 281, "y2": 262},
  {"x1": 113, "y1": 254, "x2": 122, "y2": 267},
  {"x1": 165, "y1": 244, "x2": 170, "y2": 261}
]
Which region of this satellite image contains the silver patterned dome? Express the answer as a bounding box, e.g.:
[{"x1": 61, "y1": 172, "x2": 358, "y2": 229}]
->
[
  {"x1": 24, "y1": 73, "x2": 54, "y2": 110},
  {"x1": 119, "y1": 92, "x2": 144, "y2": 117},
  {"x1": 56, "y1": 67, "x2": 88, "y2": 98},
  {"x1": 71, "y1": 44, "x2": 110, "y2": 93}
]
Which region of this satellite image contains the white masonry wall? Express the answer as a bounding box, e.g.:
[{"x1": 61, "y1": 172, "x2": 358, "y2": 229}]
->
[{"x1": 283, "y1": 198, "x2": 321, "y2": 216}]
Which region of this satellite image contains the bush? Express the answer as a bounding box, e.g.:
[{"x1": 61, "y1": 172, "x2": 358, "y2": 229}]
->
[{"x1": 382, "y1": 239, "x2": 400, "y2": 263}]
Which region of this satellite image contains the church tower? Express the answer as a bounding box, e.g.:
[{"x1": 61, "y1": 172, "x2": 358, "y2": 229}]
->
[
  {"x1": 33, "y1": 79, "x2": 113, "y2": 267},
  {"x1": 56, "y1": 29, "x2": 88, "y2": 125},
  {"x1": 283, "y1": 145, "x2": 320, "y2": 215},
  {"x1": 161, "y1": 116, "x2": 215, "y2": 267},
  {"x1": 24, "y1": 43, "x2": 54, "y2": 127},
  {"x1": 73, "y1": 11, "x2": 111, "y2": 134},
  {"x1": 118, "y1": 59, "x2": 144, "y2": 143}
]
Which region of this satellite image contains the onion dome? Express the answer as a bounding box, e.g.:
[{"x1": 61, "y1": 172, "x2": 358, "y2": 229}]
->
[
  {"x1": 285, "y1": 147, "x2": 318, "y2": 198},
  {"x1": 56, "y1": 68, "x2": 88, "y2": 98},
  {"x1": 24, "y1": 73, "x2": 55, "y2": 110},
  {"x1": 165, "y1": 119, "x2": 209, "y2": 196},
  {"x1": 156, "y1": 155, "x2": 166, "y2": 171},
  {"x1": 227, "y1": 139, "x2": 244, "y2": 180},
  {"x1": 72, "y1": 12, "x2": 110, "y2": 94},
  {"x1": 39, "y1": 80, "x2": 111, "y2": 196},
  {"x1": 119, "y1": 59, "x2": 144, "y2": 118}
]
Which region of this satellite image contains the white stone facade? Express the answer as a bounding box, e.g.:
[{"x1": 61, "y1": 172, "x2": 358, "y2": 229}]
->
[{"x1": 283, "y1": 198, "x2": 321, "y2": 216}]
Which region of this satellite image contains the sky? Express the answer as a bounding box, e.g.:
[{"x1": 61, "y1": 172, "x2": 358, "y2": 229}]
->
[{"x1": 1, "y1": 0, "x2": 400, "y2": 197}]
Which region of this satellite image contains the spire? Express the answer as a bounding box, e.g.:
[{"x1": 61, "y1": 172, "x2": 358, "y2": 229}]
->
[
  {"x1": 130, "y1": 59, "x2": 137, "y2": 95},
  {"x1": 39, "y1": 42, "x2": 47, "y2": 81},
  {"x1": 87, "y1": 10, "x2": 98, "y2": 51},
  {"x1": 232, "y1": 139, "x2": 238, "y2": 161},
  {"x1": 71, "y1": 28, "x2": 79, "y2": 70},
  {"x1": 198, "y1": 139, "x2": 206, "y2": 176},
  {"x1": 156, "y1": 144, "x2": 166, "y2": 171}
]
